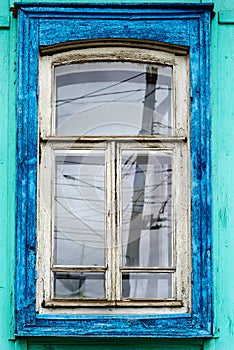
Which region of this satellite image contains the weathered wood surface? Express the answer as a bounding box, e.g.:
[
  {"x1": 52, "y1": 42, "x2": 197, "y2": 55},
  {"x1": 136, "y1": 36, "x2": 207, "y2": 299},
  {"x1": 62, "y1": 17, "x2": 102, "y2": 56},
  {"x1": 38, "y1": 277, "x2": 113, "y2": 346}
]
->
[
  {"x1": 0, "y1": 0, "x2": 234, "y2": 348},
  {"x1": 14, "y1": 2, "x2": 212, "y2": 338}
]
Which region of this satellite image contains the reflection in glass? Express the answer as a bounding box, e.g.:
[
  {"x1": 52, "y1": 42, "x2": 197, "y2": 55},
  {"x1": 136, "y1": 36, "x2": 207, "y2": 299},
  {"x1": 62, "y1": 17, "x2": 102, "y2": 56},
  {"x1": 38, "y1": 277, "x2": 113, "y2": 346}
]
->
[
  {"x1": 122, "y1": 273, "x2": 173, "y2": 299},
  {"x1": 54, "y1": 272, "x2": 105, "y2": 298},
  {"x1": 54, "y1": 151, "x2": 105, "y2": 266},
  {"x1": 55, "y1": 62, "x2": 173, "y2": 136},
  {"x1": 122, "y1": 151, "x2": 173, "y2": 268}
]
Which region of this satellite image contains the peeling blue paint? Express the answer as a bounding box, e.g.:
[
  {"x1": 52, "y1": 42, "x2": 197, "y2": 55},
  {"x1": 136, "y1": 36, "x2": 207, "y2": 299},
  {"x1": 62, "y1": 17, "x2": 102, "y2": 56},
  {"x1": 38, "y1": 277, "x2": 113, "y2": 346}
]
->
[{"x1": 15, "y1": 3, "x2": 213, "y2": 338}]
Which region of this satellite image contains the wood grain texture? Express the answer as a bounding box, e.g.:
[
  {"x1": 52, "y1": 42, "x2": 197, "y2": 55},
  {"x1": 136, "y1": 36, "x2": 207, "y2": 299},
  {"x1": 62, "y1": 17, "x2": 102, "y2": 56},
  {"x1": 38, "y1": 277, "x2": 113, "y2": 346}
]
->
[
  {"x1": 15, "y1": 3, "x2": 212, "y2": 338},
  {"x1": 0, "y1": 9, "x2": 16, "y2": 349},
  {"x1": 203, "y1": 6, "x2": 234, "y2": 350},
  {"x1": 0, "y1": 29, "x2": 13, "y2": 349}
]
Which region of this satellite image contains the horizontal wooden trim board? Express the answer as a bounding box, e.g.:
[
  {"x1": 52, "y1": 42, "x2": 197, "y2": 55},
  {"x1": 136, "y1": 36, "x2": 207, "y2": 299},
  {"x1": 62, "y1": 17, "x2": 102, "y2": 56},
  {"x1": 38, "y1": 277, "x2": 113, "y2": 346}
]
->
[
  {"x1": 41, "y1": 136, "x2": 187, "y2": 143},
  {"x1": 219, "y1": 11, "x2": 234, "y2": 24},
  {"x1": 43, "y1": 299, "x2": 183, "y2": 308},
  {"x1": 52, "y1": 266, "x2": 107, "y2": 272},
  {"x1": 0, "y1": 15, "x2": 10, "y2": 28}
]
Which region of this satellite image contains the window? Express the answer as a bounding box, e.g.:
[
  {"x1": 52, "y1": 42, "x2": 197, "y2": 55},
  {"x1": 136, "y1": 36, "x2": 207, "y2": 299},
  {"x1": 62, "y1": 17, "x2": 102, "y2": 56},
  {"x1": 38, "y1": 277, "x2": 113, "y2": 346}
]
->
[
  {"x1": 15, "y1": 3, "x2": 213, "y2": 337},
  {"x1": 37, "y1": 47, "x2": 190, "y2": 312}
]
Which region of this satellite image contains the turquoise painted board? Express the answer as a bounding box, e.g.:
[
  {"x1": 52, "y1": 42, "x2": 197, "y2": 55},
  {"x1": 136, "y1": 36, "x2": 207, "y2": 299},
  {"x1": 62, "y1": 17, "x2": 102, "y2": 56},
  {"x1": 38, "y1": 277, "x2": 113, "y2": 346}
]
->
[
  {"x1": 0, "y1": 13, "x2": 16, "y2": 350},
  {"x1": 0, "y1": 0, "x2": 10, "y2": 27},
  {"x1": 204, "y1": 13, "x2": 234, "y2": 350},
  {"x1": 26, "y1": 340, "x2": 206, "y2": 350},
  {"x1": 28, "y1": 345, "x2": 202, "y2": 350}
]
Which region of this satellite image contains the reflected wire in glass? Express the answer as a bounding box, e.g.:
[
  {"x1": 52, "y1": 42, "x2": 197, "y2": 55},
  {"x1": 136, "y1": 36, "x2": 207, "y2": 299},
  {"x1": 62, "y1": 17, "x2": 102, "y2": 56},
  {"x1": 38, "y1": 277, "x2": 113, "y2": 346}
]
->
[
  {"x1": 55, "y1": 62, "x2": 173, "y2": 136},
  {"x1": 54, "y1": 151, "x2": 105, "y2": 266},
  {"x1": 122, "y1": 150, "x2": 173, "y2": 268}
]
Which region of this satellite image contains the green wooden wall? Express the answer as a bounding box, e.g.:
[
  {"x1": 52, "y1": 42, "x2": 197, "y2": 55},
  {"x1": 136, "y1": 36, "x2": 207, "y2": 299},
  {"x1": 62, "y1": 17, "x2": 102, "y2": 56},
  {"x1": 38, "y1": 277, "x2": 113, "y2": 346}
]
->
[{"x1": 1, "y1": 0, "x2": 234, "y2": 349}]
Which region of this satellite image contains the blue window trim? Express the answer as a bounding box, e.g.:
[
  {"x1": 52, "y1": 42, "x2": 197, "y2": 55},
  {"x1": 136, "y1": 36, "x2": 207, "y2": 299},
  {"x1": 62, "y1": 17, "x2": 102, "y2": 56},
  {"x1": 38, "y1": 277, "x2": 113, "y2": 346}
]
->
[{"x1": 15, "y1": 2, "x2": 213, "y2": 337}]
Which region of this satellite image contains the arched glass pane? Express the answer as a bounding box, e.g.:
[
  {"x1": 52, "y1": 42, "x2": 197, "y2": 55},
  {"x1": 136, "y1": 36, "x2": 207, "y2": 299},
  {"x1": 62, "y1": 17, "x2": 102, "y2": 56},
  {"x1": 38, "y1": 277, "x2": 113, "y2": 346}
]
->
[{"x1": 55, "y1": 62, "x2": 173, "y2": 136}]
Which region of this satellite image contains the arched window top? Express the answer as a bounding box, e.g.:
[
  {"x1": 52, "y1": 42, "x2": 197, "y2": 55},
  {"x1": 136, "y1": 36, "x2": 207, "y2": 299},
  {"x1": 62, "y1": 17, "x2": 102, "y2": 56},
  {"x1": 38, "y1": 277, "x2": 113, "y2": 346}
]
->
[{"x1": 39, "y1": 39, "x2": 188, "y2": 57}]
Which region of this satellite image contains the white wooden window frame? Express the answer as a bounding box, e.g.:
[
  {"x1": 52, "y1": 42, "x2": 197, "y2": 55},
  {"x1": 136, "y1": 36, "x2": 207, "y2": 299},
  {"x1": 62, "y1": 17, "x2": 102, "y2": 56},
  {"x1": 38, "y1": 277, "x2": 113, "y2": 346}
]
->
[{"x1": 37, "y1": 45, "x2": 191, "y2": 315}]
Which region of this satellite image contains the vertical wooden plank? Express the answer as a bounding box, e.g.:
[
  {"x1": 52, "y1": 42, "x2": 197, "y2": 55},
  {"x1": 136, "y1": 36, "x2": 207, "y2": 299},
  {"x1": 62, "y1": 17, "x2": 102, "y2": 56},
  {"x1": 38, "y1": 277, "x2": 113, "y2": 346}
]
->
[
  {"x1": 0, "y1": 2, "x2": 27, "y2": 350},
  {"x1": 0, "y1": 26, "x2": 16, "y2": 350},
  {"x1": 0, "y1": 29, "x2": 10, "y2": 345},
  {"x1": 8, "y1": 12, "x2": 17, "y2": 343},
  {"x1": 204, "y1": 1, "x2": 234, "y2": 349},
  {"x1": 203, "y1": 7, "x2": 220, "y2": 350}
]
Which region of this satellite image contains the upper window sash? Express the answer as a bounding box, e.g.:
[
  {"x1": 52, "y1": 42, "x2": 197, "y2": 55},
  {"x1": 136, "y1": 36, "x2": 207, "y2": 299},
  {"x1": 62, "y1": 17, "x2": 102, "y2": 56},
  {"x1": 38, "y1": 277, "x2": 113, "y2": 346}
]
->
[{"x1": 39, "y1": 46, "x2": 189, "y2": 139}]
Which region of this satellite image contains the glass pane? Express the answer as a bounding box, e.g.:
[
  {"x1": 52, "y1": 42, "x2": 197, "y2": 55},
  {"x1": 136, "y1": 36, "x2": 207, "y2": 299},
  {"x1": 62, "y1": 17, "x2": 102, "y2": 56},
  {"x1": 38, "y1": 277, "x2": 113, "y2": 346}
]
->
[
  {"x1": 54, "y1": 272, "x2": 105, "y2": 298},
  {"x1": 54, "y1": 151, "x2": 105, "y2": 266},
  {"x1": 122, "y1": 151, "x2": 173, "y2": 267},
  {"x1": 122, "y1": 273, "x2": 173, "y2": 299},
  {"x1": 55, "y1": 62, "x2": 173, "y2": 136}
]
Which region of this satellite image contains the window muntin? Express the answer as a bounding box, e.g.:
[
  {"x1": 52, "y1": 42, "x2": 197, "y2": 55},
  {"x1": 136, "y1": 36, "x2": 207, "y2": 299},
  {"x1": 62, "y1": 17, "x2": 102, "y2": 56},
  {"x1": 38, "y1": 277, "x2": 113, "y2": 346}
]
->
[{"x1": 37, "y1": 47, "x2": 190, "y2": 313}]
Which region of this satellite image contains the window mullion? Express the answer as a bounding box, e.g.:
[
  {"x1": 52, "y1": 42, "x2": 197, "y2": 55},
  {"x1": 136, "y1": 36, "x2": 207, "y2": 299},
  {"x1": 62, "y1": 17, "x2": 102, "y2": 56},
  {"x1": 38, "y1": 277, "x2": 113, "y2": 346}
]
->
[
  {"x1": 115, "y1": 142, "x2": 122, "y2": 301},
  {"x1": 110, "y1": 141, "x2": 118, "y2": 302},
  {"x1": 105, "y1": 142, "x2": 112, "y2": 301},
  {"x1": 106, "y1": 141, "x2": 122, "y2": 302}
]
